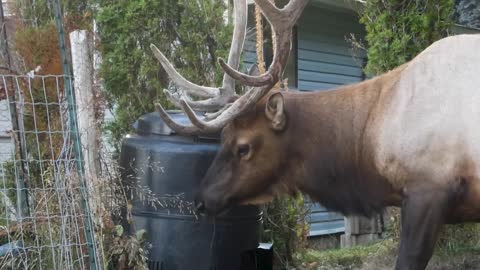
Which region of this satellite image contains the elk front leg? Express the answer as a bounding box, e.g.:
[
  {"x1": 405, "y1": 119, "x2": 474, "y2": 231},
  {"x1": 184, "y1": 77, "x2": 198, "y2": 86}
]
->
[{"x1": 394, "y1": 186, "x2": 451, "y2": 270}]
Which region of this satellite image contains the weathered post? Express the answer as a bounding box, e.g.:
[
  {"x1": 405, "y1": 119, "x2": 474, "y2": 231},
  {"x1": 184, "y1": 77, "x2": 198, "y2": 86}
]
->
[
  {"x1": 341, "y1": 215, "x2": 382, "y2": 248},
  {"x1": 70, "y1": 30, "x2": 101, "y2": 223}
]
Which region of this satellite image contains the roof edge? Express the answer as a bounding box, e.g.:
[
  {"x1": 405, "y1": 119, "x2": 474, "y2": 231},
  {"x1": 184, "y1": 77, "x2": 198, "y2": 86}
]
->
[{"x1": 247, "y1": 0, "x2": 364, "y2": 12}]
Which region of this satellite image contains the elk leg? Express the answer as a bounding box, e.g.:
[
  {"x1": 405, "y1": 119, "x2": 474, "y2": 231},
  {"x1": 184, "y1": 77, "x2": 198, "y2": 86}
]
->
[{"x1": 394, "y1": 187, "x2": 450, "y2": 270}]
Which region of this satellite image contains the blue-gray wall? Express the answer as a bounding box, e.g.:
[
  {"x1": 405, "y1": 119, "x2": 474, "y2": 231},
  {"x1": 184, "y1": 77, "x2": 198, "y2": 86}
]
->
[{"x1": 297, "y1": 6, "x2": 365, "y2": 91}]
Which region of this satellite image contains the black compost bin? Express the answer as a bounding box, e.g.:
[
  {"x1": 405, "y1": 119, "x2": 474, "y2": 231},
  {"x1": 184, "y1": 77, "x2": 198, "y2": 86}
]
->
[{"x1": 119, "y1": 112, "x2": 262, "y2": 270}]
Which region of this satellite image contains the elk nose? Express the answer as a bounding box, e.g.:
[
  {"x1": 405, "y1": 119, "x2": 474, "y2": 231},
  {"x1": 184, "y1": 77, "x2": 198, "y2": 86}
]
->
[{"x1": 195, "y1": 200, "x2": 206, "y2": 212}]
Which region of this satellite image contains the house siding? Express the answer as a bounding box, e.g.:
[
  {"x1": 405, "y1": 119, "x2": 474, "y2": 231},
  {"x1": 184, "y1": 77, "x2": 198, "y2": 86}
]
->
[
  {"x1": 297, "y1": 7, "x2": 365, "y2": 91},
  {"x1": 242, "y1": 42, "x2": 257, "y2": 72}
]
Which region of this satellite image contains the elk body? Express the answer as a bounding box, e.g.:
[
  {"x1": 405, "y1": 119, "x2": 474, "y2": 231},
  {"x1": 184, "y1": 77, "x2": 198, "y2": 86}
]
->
[{"x1": 150, "y1": 0, "x2": 480, "y2": 269}]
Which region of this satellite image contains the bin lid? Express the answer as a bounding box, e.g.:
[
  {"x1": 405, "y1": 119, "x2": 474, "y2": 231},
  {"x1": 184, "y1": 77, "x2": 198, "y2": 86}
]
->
[{"x1": 133, "y1": 111, "x2": 220, "y2": 139}]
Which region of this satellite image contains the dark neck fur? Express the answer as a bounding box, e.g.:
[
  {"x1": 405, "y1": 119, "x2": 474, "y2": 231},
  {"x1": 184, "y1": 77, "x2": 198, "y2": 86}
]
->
[{"x1": 280, "y1": 83, "x2": 399, "y2": 217}]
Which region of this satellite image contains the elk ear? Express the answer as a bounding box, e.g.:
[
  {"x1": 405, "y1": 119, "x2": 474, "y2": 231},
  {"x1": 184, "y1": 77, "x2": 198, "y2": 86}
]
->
[{"x1": 265, "y1": 92, "x2": 286, "y2": 131}]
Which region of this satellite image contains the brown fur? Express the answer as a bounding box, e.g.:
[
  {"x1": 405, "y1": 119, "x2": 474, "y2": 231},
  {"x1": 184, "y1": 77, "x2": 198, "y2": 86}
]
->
[
  {"x1": 199, "y1": 65, "x2": 407, "y2": 216},
  {"x1": 195, "y1": 62, "x2": 480, "y2": 270},
  {"x1": 198, "y1": 61, "x2": 480, "y2": 219}
]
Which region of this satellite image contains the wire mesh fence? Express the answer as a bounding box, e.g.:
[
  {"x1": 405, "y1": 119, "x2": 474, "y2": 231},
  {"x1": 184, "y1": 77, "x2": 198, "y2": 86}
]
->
[{"x1": 0, "y1": 74, "x2": 100, "y2": 269}]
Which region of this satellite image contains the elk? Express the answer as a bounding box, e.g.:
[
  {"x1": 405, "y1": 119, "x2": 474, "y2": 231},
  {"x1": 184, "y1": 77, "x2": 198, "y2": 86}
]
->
[{"x1": 150, "y1": 0, "x2": 480, "y2": 269}]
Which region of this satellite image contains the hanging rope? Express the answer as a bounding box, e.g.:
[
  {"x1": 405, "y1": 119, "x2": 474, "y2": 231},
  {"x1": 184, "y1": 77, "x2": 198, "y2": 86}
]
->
[{"x1": 255, "y1": 3, "x2": 266, "y2": 74}]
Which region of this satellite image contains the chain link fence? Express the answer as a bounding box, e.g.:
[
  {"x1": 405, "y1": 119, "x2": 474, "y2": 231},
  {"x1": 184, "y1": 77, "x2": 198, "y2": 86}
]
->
[{"x1": 0, "y1": 74, "x2": 100, "y2": 269}]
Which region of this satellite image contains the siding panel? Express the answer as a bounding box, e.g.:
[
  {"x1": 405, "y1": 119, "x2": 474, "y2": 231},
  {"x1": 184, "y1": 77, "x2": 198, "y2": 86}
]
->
[
  {"x1": 299, "y1": 50, "x2": 361, "y2": 67},
  {"x1": 299, "y1": 39, "x2": 363, "y2": 58},
  {"x1": 299, "y1": 81, "x2": 342, "y2": 91},
  {"x1": 297, "y1": 6, "x2": 365, "y2": 93},
  {"x1": 299, "y1": 60, "x2": 363, "y2": 77},
  {"x1": 299, "y1": 71, "x2": 361, "y2": 85},
  {"x1": 307, "y1": 202, "x2": 345, "y2": 236},
  {"x1": 242, "y1": 31, "x2": 258, "y2": 72}
]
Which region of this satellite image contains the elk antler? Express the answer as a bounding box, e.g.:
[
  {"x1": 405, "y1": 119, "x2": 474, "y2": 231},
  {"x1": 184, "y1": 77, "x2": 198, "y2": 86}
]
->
[
  {"x1": 150, "y1": 0, "x2": 247, "y2": 111},
  {"x1": 152, "y1": 0, "x2": 310, "y2": 134},
  {"x1": 218, "y1": 0, "x2": 309, "y2": 87}
]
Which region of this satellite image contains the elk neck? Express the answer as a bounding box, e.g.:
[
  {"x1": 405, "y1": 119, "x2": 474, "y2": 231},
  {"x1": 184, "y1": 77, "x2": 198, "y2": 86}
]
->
[{"x1": 279, "y1": 68, "x2": 405, "y2": 217}]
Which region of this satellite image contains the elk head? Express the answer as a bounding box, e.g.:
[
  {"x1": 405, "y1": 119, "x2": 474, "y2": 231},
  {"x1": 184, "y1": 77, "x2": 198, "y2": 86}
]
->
[{"x1": 152, "y1": 0, "x2": 310, "y2": 215}]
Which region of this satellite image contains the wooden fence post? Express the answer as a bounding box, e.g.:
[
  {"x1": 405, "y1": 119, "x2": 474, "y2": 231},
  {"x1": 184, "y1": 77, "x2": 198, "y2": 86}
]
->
[
  {"x1": 341, "y1": 214, "x2": 382, "y2": 248},
  {"x1": 70, "y1": 30, "x2": 102, "y2": 223}
]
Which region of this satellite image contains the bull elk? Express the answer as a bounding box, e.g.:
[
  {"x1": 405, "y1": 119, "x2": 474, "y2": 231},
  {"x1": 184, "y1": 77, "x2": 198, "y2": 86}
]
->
[{"x1": 150, "y1": 0, "x2": 480, "y2": 269}]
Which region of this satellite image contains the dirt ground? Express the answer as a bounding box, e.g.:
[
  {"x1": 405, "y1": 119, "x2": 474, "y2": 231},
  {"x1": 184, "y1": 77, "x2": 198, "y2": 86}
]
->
[
  {"x1": 361, "y1": 250, "x2": 480, "y2": 270},
  {"x1": 298, "y1": 238, "x2": 480, "y2": 270}
]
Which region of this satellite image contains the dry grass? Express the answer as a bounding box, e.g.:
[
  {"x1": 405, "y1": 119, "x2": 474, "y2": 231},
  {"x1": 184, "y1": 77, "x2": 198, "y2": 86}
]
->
[{"x1": 296, "y1": 225, "x2": 480, "y2": 270}]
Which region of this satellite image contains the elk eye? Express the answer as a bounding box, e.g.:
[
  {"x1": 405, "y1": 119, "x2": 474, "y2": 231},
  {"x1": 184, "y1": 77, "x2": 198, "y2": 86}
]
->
[{"x1": 237, "y1": 144, "x2": 250, "y2": 157}]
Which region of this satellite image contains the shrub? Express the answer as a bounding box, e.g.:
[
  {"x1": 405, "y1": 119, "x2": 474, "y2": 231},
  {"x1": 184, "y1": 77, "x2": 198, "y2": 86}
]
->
[{"x1": 360, "y1": 0, "x2": 455, "y2": 76}]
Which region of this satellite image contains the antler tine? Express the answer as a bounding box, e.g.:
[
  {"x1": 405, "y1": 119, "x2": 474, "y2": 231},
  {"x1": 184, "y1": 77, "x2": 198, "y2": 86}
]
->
[
  {"x1": 151, "y1": 0, "x2": 247, "y2": 115},
  {"x1": 151, "y1": 45, "x2": 220, "y2": 98},
  {"x1": 175, "y1": 84, "x2": 272, "y2": 134},
  {"x1": 163, "y1": 90, "x2": 236, "y2": 112},
  {"x1": 154, "y1": 0, "x2": 308, "y2": 135},
  {"x1": 155, "y1": 98, "x2": 230, "y2": 134},
  {"x1": 283, "y1": 0, "x2": 311, "y2": 20},
  {"x1": 220, "y1": 0, "x2": 247, "y2": 96},
  {"x1": 219, "y1": 0, "x2": 310, "y2": 87},
  {"x1": 155, "y1": 83, "x2": 268, "y2": 135},
  {"x1": 204, "y1": 103, "x2": 233, "y2": 121},
  {"x1": 155, "y1": 104, "x2": 206, "y2": 134}
]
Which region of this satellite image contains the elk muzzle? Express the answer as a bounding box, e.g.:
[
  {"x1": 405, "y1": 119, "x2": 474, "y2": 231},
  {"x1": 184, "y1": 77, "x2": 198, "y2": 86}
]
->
[{"x1": 194, "y1": 190, "x2": 230, "y2": 216}]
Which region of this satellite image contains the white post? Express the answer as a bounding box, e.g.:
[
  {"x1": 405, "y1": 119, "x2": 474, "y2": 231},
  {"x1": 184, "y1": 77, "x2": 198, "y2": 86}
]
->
[
  {"x1": 92, "y1": 20, "x2": 115, "y2": 161},
  {"x1": 93, "y1": 20, "x2": 104, "y2": 95},
  {"x1": 69, "y1": 30, "x2": 101, "y2": 222}
]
